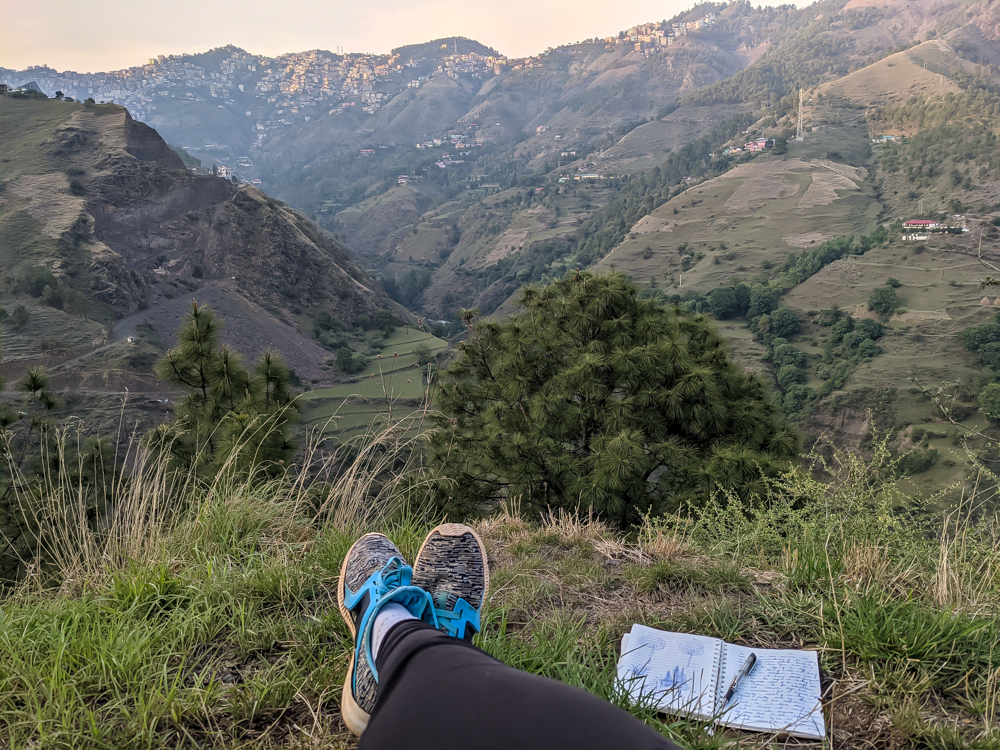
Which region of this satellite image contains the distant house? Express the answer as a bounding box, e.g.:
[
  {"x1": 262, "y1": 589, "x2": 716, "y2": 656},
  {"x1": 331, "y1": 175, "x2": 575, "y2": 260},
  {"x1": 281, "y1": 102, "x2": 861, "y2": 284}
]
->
[
  {"x1": 360, "y1": 148, "x2": 375, "y2": 157},
  {"x1": 744, "y1": 137, "x2": 772, "y2": 153},
  {"x1": 216, "y1": 165, "x2": 233, "y2": 179},
  {"x1": 536, "y1": 125, "x2": 548, "y2": 134},
  {"x1": 902, "y1": 219, "x2": 940, "y2": 230},
  {"x1": 397, "y1": 175, "x2": 410, "y2": 185}
]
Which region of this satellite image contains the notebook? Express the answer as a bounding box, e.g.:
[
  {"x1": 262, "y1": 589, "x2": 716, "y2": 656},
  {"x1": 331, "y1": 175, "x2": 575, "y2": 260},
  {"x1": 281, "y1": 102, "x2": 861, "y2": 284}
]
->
[{"x1": 617, "y1": 624, "x2": 825, "y2": 739}]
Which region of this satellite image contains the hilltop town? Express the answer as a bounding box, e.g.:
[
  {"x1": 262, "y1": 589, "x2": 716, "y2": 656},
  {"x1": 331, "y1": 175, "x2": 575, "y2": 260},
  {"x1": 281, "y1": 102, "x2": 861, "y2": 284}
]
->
[
  {"x1": 1, "y1": 42, "x2": 506, "y2": 147},
  {"x1": 0, "y1": 8, "x2": 729, "y2": 158}
]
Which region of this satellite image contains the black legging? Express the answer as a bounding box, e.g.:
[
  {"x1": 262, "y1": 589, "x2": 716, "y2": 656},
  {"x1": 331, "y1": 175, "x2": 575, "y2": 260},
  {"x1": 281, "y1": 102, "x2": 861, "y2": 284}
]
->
[{"x1": 359, "y1": 620, "x2": 684, "y2": 750}]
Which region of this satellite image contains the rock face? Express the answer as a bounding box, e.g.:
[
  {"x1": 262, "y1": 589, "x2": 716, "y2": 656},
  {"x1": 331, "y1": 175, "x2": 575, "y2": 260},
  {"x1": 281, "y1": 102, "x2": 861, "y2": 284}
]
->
[
  {"x1": 0, "y1": 98, "x2": 408, "y2": 381},
  {"x1": 66, "y1": 107, "x2": 401, "y2": 323}
]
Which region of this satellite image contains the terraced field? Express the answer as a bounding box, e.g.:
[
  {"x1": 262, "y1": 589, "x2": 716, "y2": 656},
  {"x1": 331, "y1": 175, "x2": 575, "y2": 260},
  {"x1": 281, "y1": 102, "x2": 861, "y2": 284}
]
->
[{"x1": 298, "y1": 327, "x2": 449, "y2": 439}]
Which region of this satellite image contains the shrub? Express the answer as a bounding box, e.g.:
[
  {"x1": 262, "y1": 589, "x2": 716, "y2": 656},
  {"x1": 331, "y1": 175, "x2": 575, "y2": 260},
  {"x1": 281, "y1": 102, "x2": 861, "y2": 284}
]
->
[
  {"x1": 978, "y1": 382, "x2": 1000, "y2": 422},
  {"x1": 869, "y1": 286, "x2": 898, "y2": 316}
]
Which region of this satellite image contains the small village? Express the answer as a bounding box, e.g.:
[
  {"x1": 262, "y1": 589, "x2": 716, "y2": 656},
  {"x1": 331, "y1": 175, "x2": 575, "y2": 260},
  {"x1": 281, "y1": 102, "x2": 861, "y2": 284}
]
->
[{"x1": 2, "y1": 45, "x2": 506, "y2": 143}]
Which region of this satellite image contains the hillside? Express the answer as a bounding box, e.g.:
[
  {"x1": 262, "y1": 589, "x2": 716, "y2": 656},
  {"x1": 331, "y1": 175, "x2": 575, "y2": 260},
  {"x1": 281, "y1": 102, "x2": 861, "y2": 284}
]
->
[
  {"x1": 0, "y1": 428, "x2": 997, "y2": 749},
  {"x1": 0, "y1": 96, "x2": 406, "y2": 400},
  {"x1": 6, "y1": 0, "x2": 1000, "y2": 485}
]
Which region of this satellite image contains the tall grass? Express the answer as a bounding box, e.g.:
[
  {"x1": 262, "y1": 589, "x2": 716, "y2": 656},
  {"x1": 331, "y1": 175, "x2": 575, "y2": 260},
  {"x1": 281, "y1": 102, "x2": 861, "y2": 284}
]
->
[
  {"x1": 2, "y1": 417, "x2": 1000, "y2": 748},
  {"x1": 0, "y1": 413, "x2": 439, "y2": 748}
]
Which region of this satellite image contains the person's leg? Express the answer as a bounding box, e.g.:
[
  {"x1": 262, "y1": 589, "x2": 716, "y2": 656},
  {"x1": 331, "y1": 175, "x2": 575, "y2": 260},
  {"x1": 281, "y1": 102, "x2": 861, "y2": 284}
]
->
[
  {"x1": 356, "y1": 524, "x2": 682, "y2": 750},
  {"x1": 360, "y1": 619, "x2": 682, "y2": 750},
  {"x1": 336, "y1": 533, "x2": 437, "y2": 735}
]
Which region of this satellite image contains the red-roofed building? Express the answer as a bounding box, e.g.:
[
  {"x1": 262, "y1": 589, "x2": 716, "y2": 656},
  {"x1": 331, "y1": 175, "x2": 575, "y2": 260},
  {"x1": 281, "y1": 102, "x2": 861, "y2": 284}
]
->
[{"x1": 902, "y1": 219, "x2": 940, "y2": 229}]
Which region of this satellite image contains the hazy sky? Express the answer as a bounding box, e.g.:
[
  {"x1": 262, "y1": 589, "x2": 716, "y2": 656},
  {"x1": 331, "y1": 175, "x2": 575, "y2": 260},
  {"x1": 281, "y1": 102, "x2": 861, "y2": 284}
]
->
[{"x1": 3, "y1": 0, "x2": 794, "y2": 72}]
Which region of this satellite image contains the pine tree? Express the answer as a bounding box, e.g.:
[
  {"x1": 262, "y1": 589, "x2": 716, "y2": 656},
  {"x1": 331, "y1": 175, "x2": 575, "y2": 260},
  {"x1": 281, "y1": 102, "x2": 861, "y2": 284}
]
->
[
  {"x1": 431, "y1": 272, "x2": 798, "y2": 526},
  {"x1": 148, "y1": 301, "x2": 297, "y2": 475}
]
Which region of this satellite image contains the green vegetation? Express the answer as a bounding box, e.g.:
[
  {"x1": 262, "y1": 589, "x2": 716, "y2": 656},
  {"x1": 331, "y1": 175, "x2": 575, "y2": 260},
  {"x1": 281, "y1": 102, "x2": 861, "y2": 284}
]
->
[
  {"x1": 0, "y1": 418, "x2": 998, "y2": 748},
  {"x1": 430, "y1": 273, "x2": 796, "y2": 523},
  {"x1": 146, "y1": 301, "x2": 297, "y2": 476},
  {"x1": 574, "y1": 113, "x2": 754, "y2": 267},
  {"x1": 7, "y1": 266, "x2": 90, "y2": 318},
  {"x1": 869, "y1": 284, "x2": 899, "y2": 317}
]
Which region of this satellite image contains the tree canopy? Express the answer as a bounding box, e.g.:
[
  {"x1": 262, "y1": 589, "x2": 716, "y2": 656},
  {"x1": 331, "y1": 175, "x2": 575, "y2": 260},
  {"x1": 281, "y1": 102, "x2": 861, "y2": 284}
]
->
[
  {"x1": 147, "y1": 301, "x2": 296, "y2": 475},
  {"x1": 430, "y1": 272, "x2": 798, "y2": 526}
]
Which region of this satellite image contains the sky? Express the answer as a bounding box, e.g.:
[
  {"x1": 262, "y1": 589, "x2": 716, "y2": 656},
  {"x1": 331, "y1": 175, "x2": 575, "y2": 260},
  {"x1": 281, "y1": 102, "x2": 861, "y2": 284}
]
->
[{"x1": 3, "y1": 0, "x2": 792, "y2": 73}]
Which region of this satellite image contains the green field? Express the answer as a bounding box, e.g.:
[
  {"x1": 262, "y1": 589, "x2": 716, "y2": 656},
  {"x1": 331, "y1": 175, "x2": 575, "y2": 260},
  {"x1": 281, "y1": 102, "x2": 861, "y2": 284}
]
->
[{"x1": 299, "y1": 327, "x2": 448, "y2": 437}]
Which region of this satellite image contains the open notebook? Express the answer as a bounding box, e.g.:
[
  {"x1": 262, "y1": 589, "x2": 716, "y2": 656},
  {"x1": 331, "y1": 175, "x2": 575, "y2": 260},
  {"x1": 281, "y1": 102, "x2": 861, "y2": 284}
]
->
[{"x1": 617, "y1": 624, "x2": 825, "y2": 739}]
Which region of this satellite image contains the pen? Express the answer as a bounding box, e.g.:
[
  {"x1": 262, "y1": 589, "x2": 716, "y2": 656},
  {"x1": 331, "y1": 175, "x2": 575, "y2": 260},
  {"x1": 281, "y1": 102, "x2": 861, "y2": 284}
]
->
[{"x1": 721, "y1": 653, "x2": 757, "y2": 707}]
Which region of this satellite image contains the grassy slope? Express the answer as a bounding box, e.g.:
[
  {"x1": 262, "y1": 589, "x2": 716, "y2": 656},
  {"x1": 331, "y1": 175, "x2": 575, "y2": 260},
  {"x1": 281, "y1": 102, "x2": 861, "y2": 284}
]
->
[
  {"x1": 1, "y1": 437, "x2": 998, "y2": 749},
  {"x1": 299, "y1": 327, "x2": 448, "y2": 436},
  {"x1": 578, "y1": 39, "x2": 998, "y2": 495},
  {"x1": 593, "y1": 103, "x2": 880, "y2": 292}
]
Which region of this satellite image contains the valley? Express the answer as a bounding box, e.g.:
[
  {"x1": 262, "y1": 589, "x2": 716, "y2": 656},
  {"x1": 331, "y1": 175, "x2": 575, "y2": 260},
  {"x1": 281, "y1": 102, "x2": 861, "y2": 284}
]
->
[
  {"x1": 5, "y1": 3, "x2": 1000, "y2": 747},
  {"x1": 4, "y1": 0, "x2": 1000, "y2": 493}
]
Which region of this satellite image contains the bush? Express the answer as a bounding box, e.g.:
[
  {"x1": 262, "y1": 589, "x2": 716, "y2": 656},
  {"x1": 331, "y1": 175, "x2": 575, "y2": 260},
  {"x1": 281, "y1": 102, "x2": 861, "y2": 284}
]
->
[
  {"x1": 772, "y1": 343, "x2": 805, "y2": 368},
  {"x1": 855, "y1": 318, "x2": 884, "y2": 340},
  {"x1": 708, "y1": 287, "x2": 740, "y2": 320},
  {"x1": 857, "y1": 339, "x2": 882, "y2": 358},
  {"x1": 768, "y1": 307, "x2": 800, "y2": 339},
  {"x1": 978, "y1": 382, "x2": 1000, "y2": 421},
  {"x1": 336, "y1": 346, "x2": 365, "y2": 374},
  {"x1": 9, "y1": 305, "x2": 30, "y2": 330},
  {"x1": 869, "y1": 286, "x2": 899, "y2": 316},
  {"x1": 777, "y1": 364, "x2": 806, "y2": 390},
  {"x1": 898, "y1": 448, "x2": 937, "y2": 475}
]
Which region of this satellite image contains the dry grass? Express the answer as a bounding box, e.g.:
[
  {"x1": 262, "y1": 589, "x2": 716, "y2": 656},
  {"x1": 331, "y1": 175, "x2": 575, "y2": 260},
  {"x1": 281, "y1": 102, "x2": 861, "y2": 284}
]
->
[
  {"x1": 2, "y1": 426, "x2": 1000, "y2": 748},
  {"x1": 7, "y1": 173, "x2": 86, "y2": 239}
]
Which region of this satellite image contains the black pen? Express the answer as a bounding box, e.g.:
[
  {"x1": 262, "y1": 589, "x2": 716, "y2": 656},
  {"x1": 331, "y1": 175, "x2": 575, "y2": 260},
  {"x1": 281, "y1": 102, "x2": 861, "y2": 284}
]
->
[{"x1": 721, "y1": 653, "x2": 757, "y2": 707}]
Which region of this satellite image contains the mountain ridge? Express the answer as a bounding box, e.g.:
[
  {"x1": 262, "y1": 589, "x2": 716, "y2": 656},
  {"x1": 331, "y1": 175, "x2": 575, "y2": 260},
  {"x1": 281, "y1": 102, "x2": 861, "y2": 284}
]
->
[{"x1": 0, "y1": 97, "x2": 406, "y2": 389}]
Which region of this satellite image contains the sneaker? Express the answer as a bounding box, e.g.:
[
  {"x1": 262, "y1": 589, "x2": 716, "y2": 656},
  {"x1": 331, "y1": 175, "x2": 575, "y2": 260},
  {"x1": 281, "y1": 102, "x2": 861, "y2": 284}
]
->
[
  {"x1": 337, "y1": 532, "x2": 435, "y2": 736},
  {"x1": 412, "y1": 523, "x2": 490, "y2": 641}
]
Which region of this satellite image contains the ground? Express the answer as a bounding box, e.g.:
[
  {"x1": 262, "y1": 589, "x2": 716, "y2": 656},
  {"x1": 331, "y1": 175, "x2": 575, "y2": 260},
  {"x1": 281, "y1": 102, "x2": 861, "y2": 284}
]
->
[
  {"x1": 2, "y1": 448, "x2": 997, "y2": 750},
  {"x1": 299, "y1": 327, "x2": 449, "y2": 438}
]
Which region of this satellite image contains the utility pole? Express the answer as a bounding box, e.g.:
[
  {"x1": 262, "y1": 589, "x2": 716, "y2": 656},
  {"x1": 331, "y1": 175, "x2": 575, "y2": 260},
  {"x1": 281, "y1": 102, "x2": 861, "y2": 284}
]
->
[{"x1": 795, "y1": 89, "x2": 804, "y2": 142}]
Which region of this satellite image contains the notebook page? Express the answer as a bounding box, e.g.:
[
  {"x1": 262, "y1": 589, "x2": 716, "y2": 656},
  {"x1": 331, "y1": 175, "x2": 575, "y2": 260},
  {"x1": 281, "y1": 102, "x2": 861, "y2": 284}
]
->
[
  {"x1": 716, "y1": 643, "x2": 825, "y2": 739},
  {"x1": 617, "y1": 625, "x2": 722, "y2": 721}
]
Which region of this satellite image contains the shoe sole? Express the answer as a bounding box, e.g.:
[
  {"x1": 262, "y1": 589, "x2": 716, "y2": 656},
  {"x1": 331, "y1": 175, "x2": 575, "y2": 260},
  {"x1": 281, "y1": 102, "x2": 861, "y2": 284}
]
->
[
  {"x1": 413, "y1": 523, "x2": 490, "y2": 617},
  {"x1": 340, "y1": 656, "x2": 370, "y2": 736},
  {"x1": 337, "y1": 531, "x2": 392, "y2": 736}
]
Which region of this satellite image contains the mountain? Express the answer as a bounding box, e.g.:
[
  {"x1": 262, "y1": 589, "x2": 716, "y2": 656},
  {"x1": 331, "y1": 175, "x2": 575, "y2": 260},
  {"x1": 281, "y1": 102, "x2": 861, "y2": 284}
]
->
[
  {"x1": 0, "y1": 96, "x2": 406, "y2": 404},
  {"x1": 5, "y1": 0, "x2": 1000, "y2": 489}
]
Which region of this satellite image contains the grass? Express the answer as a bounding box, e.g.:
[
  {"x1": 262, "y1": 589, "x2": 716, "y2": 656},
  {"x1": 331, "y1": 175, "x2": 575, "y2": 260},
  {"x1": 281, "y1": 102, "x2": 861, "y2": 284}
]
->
[
  {"x1": 1, "y1": 417, "x2": 1000, "y2": 749},
  {"x1": 817, "y1": 41, "x2": 962, "y2": 106},
  {"x1": 299, "y1": 327, "x2": 447, "y2": 438}
]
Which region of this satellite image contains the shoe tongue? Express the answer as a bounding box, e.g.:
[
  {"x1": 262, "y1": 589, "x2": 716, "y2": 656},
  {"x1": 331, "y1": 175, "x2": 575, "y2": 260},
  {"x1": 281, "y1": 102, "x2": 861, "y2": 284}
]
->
[{"x1": 353, "y1": 590, "x2": 371, "y2": 632}]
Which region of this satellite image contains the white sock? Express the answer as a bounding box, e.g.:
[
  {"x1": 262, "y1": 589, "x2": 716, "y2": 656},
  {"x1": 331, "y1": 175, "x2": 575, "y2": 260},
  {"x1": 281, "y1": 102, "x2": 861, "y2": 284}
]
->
[{"x1": 371, "y1": 602, "x2": 417, "y2": 660}]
